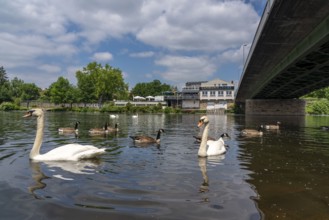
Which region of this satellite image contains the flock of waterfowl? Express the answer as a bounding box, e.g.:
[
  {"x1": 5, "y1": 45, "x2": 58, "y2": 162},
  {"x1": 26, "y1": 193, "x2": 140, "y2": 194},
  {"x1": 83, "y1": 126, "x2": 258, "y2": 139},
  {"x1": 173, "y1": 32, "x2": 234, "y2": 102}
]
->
[{"x1": 23, "y1": 108, "x2": 282, "y2": 162}]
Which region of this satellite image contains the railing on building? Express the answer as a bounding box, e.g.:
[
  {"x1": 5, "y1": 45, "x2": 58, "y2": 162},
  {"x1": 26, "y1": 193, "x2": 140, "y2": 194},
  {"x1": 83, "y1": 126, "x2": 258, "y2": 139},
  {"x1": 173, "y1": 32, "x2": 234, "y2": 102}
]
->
[{"x1": 199, "y1": 86, "x2": 234, "y2": 90}]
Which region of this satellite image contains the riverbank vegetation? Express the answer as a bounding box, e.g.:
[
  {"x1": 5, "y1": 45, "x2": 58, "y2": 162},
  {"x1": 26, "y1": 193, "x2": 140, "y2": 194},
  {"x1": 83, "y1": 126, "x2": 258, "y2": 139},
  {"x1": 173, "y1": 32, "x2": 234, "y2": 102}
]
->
[
  {"x1": 303, "y1": 87, "x2": 329, "y2": 115},
  {"x1": 0, "y1": 64, "x2": 175, "y2": 113},
  {"x1": 1, "y1": 65, "x2": 328, "y2": 114}
]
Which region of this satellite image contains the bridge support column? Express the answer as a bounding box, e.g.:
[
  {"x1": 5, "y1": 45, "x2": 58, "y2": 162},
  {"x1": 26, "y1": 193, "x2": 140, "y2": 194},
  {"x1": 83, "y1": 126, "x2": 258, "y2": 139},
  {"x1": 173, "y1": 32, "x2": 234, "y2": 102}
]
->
[{"x1": 245, "y1": 99, "x2": 305, "y2": 115}]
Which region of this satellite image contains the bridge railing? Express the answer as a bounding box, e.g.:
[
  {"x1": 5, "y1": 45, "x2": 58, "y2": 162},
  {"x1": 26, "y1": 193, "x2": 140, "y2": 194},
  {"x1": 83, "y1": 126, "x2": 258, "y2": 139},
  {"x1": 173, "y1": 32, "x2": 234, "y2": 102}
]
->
[{"x1": 238, "y1": 0, "x2": 276, "y2": 89}]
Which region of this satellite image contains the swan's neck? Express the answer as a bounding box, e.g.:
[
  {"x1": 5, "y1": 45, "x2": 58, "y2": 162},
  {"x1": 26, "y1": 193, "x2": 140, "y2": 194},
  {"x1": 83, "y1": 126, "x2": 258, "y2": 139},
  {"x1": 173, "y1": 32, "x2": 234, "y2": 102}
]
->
[
  {"x1": 198, "y1": 122, "x2": 209, "y2": 157},
  {"x1": 30, "y1": 114, "x2": 44, "y2": 159}
]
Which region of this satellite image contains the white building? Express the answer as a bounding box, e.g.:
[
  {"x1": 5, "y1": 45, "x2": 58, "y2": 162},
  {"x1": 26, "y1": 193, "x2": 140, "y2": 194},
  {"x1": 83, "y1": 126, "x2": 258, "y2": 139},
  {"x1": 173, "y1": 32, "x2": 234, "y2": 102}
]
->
[{"x1": 181, "y1": 79, "x2": 235, "y2": 110}]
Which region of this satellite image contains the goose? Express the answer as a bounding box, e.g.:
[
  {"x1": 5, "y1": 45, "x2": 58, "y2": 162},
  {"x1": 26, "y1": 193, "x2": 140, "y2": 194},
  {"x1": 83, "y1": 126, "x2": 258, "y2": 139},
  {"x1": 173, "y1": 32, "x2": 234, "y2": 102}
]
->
[
  {"x1": 107, "y1": 123, "x2": 119, "y2": 132},
  {"x1": 130, "y1": 129, "x2": 165, "y2": 144},
  {"x1": 24, "y1": 109, "x2": 106, "y2": 161},
  {"x1": 193, "y1": 135, "x2": 215, "y2": 143},
  {"x1": 58, "y1": 121, "x2": 80, "y2": 134},
  {"x1": 265, "y1": 121, "x2": 281, "y2": 130},
  {"x1": 88, "y1": 122, "x2": 108, "y2": 135},
  {"x1": 197, "y1": 116, "x2": 227, "y2": 157},
  {"x1": 241, "y1": 125, "x2": 264, "y2": 136}
]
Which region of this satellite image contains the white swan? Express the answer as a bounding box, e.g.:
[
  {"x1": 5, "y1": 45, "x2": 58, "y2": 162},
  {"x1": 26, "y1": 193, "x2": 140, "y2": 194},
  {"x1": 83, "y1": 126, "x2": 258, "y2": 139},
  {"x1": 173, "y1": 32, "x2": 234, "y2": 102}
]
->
[
  {"x1": 110, "y1": 114, "x2": 118, "y2": 119},
  {"x1": 24, "y1": 109, "x2": 106, "y2": 161},
  {"x1": 197, "y1": 116, "x2": 227, "y2": 157}
]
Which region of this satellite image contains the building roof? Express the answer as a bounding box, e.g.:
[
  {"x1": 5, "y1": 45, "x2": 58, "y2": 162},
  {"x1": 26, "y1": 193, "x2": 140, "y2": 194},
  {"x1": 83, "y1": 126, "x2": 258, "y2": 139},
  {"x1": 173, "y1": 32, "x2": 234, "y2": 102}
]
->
[{"x1": 201, "y1": 79, "x2": 233, "y2": 87}]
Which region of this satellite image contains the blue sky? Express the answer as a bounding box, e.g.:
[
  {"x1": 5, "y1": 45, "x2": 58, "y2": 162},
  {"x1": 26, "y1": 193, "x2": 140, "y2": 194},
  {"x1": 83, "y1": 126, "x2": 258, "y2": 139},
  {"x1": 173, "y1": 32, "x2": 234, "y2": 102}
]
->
[{"x1": 0, "y1": 0, "x2": 266, "y2": 90}]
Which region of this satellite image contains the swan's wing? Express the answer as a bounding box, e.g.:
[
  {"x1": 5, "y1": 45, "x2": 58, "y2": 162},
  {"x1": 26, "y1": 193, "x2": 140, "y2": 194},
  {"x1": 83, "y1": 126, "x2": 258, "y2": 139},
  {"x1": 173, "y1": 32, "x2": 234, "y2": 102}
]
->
[
  {"x1": 206, "y1": 138, "x2": 226, "y2": 155},
  {"x1": 37, "y1": 144, "x2": 105, "y2": 161}
]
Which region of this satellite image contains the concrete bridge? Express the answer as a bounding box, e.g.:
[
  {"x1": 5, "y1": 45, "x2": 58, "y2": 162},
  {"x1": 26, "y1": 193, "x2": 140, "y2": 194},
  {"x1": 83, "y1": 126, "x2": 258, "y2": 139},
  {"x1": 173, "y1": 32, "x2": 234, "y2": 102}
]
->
[{"x1": 236, "y1": 0, "x2": 329, "y2": 115}]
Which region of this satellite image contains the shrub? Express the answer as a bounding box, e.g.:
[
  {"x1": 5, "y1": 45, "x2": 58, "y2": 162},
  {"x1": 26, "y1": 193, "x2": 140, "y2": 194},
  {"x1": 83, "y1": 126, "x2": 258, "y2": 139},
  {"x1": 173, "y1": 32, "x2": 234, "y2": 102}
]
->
[
  {"x1": 306, "y1": 99, "x2": 329, "y2": 114},
  {"x1": 0, "y1": 102, "x2": 20, "y2": 111}
]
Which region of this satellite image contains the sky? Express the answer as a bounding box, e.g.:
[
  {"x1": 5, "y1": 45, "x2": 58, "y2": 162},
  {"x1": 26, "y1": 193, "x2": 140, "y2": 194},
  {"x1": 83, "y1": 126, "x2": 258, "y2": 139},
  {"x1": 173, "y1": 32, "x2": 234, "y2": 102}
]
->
[{"x1": 0, "y1": 0, "x2": 267, "y2": 90}]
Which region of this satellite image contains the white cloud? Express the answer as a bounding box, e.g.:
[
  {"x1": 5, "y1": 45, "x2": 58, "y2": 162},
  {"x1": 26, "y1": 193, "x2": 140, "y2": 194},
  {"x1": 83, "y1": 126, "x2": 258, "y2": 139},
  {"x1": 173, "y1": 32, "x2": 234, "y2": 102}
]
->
[
  {"x1": 137, "y1": 0, "x2": 259, "y2": 51},
  {"x1": 130, "y1": 51, "x2": 155, "y2": 58},
  {"x1": 0, "y1": 0, "x2": 261, "y2": 88},
  {"x1": 155, "y1": 55, "x2": 216, "y2": 82},
  {"x1": 91, "y1": 52, "x2": 113, "y2": 61},
  {"x1": 38, "y1": 64, "x2": 61, "y2": 73}
]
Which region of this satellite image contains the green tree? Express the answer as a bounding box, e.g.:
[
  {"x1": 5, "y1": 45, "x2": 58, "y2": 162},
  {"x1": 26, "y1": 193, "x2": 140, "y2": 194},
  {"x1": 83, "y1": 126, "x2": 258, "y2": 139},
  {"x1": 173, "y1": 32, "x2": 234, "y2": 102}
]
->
[
  {"x1": 304, "y1": 87, "x2": 329, "y2": 99},
  {"x1": 21, "y1": 83, "x2": 40, "y2": 101},
  {"x1": 49, "y1": 77, "x2": 76, "y2": 105},
  {"x1": 0, "y1": 66, "x2": 8, "y2": 86},
  {"x1": 131, "y1": 79, "x2": 172, "y2": 97},
  {"x1": 76, "y1": 70, "x2": 96, "y2": 105},
  {"x1": 9, "y1": 77, "x2": 24, "y2": 98},
  {"x1": 66, "y1": 86, "x2": 80, "y2": 108},
  {"x1": 0, "y1": 66, "x2": 11, "y2": 103},
  {"x1": 76, "y1": 62, "x2": 128, "y2": 106}
]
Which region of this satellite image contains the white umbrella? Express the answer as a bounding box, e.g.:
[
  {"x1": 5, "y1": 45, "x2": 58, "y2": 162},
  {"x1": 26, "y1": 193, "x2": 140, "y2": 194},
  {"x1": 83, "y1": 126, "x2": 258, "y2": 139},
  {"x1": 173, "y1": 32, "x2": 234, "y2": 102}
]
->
[{"x1": 133, "y1": 96, "x2": 146, "y2": 100}]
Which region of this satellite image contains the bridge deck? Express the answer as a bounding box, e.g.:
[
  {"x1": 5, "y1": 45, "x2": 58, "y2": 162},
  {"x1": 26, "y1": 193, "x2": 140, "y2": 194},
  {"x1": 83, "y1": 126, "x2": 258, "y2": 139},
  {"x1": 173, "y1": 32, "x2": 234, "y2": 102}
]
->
[{"x1": 236, "y1": 0, "x2": 329, "y2": 102}]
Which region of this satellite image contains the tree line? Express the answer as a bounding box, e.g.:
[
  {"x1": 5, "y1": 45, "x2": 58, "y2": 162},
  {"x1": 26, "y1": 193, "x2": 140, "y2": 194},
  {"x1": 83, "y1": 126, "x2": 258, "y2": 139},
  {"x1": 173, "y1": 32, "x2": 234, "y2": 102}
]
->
[{"x1": 0, "y1": 62, "x2": 173, "y2": 109}]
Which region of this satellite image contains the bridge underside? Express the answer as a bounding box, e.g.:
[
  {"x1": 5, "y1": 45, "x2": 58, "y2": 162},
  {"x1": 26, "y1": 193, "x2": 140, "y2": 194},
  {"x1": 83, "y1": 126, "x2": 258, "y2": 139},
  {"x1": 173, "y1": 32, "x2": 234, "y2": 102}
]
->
[{"x1": 236, "y1": 1, "x2": 329, "y2": 103}]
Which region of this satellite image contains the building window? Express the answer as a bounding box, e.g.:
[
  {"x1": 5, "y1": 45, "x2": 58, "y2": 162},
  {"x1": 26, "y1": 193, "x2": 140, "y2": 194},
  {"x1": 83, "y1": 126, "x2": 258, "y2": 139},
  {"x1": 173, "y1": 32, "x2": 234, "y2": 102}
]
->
[
  {"x1": 210, "y1": 91, "x2": 216, "y2": 97},
  {"x1": 218, "y1": 91, "x2": 224, "y2": 96},
  {"x1": 226, "y1": 91, "x2": 232, "y2": 96},
  {"x1": 202, "y1": 91, "x2": 208, "y2": 97}
]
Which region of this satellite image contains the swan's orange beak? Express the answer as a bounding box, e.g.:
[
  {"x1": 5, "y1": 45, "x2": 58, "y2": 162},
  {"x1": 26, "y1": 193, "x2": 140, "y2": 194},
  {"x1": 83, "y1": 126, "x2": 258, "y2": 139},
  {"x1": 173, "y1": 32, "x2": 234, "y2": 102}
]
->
[
  {"x1": 197, "y1": 120, "x2": 204, "y2": 128},
  {"x1": 23, "y1": 110, "x2": 33, "y2": 118}
]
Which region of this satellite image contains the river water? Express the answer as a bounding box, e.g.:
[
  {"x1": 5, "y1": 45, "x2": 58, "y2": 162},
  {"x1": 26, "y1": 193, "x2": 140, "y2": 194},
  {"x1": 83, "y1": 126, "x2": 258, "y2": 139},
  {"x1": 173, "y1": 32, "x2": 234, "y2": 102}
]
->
[{"x1": 0, "y1": 111, "x2": 329, "y2": 219}]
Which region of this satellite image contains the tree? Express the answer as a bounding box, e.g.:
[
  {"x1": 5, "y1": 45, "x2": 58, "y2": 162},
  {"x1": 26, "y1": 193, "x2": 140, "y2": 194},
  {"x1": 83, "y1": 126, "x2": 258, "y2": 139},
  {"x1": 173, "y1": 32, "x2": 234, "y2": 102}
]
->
[
  {"x1": 21, "y1": 83, "x2": 40, "y2": 101},
  {"x1": 0, "y1": 67, "x2": 11, "y2": 103},
  {"x1": 131, "y1": 79, "x2": 172, "y2": 97},
  {"x1": 66, "y1": 86, "x2": 80, "y2": 108},
  {"x1": 304, "y1": 87, "x2": 329, "y2": 99},
  {"x1": 49, "y1": 77, "x2": 76, "y2": 105},
  {"x1": 76, "y1": 62, "x2": 128, "y2": 106},
  {"x1": 76, "y1": 70, "x2": 96, "y2": 105},
  {"x1": 0, "y1": 66, "x2": 8, "y2": 86},
  {"x1": 9, "y1": 77, "x2": 24, "y2": 98}
]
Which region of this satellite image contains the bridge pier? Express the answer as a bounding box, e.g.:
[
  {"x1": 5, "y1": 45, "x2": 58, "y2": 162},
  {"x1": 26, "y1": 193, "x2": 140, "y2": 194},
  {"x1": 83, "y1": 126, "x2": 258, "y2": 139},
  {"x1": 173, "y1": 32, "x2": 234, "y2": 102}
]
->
[{"x1": 245, "y1": 99, "x2": 305, "y2": 115}]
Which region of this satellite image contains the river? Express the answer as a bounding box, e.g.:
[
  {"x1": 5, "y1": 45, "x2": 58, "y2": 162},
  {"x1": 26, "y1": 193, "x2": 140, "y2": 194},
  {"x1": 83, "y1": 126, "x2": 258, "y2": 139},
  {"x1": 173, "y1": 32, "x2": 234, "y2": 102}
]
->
[{"x1": 0, "y1": 111, "x2": 328, "y2": 219}]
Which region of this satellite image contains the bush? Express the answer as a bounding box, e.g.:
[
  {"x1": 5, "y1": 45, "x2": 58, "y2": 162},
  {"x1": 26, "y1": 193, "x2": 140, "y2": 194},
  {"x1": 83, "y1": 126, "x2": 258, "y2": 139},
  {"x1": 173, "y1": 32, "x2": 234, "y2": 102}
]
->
[
  {"x1": 0, "y1": 102, "x2": 20, "y2": 111},
  {"x1": 306, "y1": 99, "x2": 329, "y2": 114}
]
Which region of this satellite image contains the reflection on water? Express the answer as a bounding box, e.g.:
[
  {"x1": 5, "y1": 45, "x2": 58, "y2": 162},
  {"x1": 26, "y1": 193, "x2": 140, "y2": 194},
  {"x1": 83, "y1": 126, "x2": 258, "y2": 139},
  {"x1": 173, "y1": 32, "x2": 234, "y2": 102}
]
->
[
  {"x1": 1, "y1": 112, "x2": 329, "y2": 219},
  {"x1": 29, "y1": 159, "x2": 103, "y2": 199},
  {"x1": 198, "y1": 157, "x2": 209, "y2": 193},
  {"x1": 29, "y1": 162, "x2": 50, "y2": 199}
]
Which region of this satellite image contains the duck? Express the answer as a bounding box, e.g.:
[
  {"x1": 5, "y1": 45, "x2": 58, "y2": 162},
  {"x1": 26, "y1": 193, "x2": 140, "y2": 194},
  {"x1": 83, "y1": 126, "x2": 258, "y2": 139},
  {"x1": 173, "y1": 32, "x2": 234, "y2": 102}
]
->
[
  {"x1": 88, "y1": 122, "x2": 108, "y2": 135},
  {"x1": 58, "y1": 121, "x2": 80, "y2": 134},
  {"x1": 197, "y1": 116, "x2": 227, "y2": 157},
  {"x1": 241, "y1": 125, "x2": 264, "y2": 136},
  {"x1": 24, "y1": 109, "x2": 106, "y2": 161},
  {"x1": 265, "y1": 121, "x2": 281, "y2": 130},
  {"x1": 107, "y1": 123, "x2": 119, "y2": 132},
  {"x1": 130, "y1": 129, "x2": 165, "y2": 144}
]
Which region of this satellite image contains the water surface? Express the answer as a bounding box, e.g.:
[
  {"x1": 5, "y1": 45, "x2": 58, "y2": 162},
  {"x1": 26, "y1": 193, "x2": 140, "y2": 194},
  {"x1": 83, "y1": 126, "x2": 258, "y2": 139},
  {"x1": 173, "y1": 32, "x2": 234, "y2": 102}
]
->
[{"x1": 0, "y1": 111, "x2": 328, "y2": 219}]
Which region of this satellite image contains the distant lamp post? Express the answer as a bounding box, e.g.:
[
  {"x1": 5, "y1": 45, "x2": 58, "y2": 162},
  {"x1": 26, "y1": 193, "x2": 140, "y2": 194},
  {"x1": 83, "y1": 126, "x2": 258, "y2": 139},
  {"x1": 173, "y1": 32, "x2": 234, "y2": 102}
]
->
[
  {"x1": 241, "y1": 44, "x2": 249, "y2": 80},
  {"x1": 242, "y1": 44, "x2": 248, "y2": 67}
]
